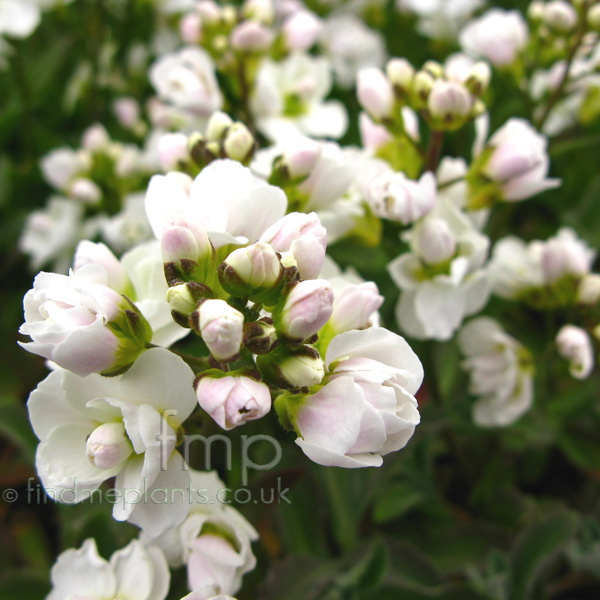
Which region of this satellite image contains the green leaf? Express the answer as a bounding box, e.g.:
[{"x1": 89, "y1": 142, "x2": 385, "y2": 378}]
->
[
  {"x1": 372, "y1": 482, "x2": 424, "y2": 523},
  {"x1": 557, "y1": 428, "x2": 600, "y2": 473},
  {"x1": 335, "y1": 541, "x2": 388, "y2": 591},
  {"x1": 508, "y1": 510, "x2": 579, "y2": 600}
]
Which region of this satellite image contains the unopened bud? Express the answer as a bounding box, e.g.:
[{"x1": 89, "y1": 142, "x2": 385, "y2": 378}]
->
[
  {"x1": 528, "y1": 1, "x2": 545, "y2": 21},
  {"x1": 412, "y1": 70, "x2": 435, "y2": 105},
  {"x1": 195, "y1": 299, "x2": 244, "y2": 361},
  {"x1": 543, "y1": 1, "x2": 578, "y2": 32},
  {"x1": 357, "y1": 68, "x2": 394, "y2": 121},
  {"x1": 244, "y1": 319, "x2": 278, "y2": 354},
  {"x1": 219, "y1": 242, "x2": 282, "y2": 301},
  {"x1": 167, "y1": 281, "x2": 212, "y2": 328},
  {"x1": 428, "y1": 80, "x2": 472, "y2": 123},
  {"x1": 230, "y1": 21, "x2": 273, "y2": 52},
  {"x1": 206, "y1": 111, "x2": 234, "y2": 142},
  {"x1": 180, "y1": 12, "x2": 202, "y2": 44},
  {"x1": 243, "y1": 0, "x2": 274, "y2": 24},
  {"x1": 196, "y1": 1, "x2": 221, "y2": 24},
  {"x1": 465, "y1": 62, "x2": 492, "y2": 96},
  {"x1": 386, "y1": 58, "x2": 414, "y2": 92},
  {"x1": 556, "y1": 325, "x2": 594, "y2": 379},
  {"x1": 162, "y1": 217, "x2": 214, "y2": 285},
  {"x1": 423, "y1": 60, "x2": 444, "y2": 79},
  {"x1": 257, "y1": 345, "x2": 324, "y2": 389},
  {"x1": 273, "y1": 280, "x2": 334, "y2": 342},
  {"x1": 158, "y1": 133, "x2": 189, "y2": 171},
  {"x1": 223, "y1": 123, "x2": 255, "y2": 163},
  {"x1": 82, "y1": 124, "x2": 110, "y2": 152},
  {"x1": 69, "y1": 178, "x2": 102, "y2": 204},
  {"x1": 415, "y1": 218, "x2": 457, "y2": 265},
  {"x1": 86, "y1": 422, "x2": 132, "y2": 470},
  {"x1": 577, "y1": 273, "x2": 600, "y2": 305},
  {"x1": 283, "y1": 10, "x2": 322, "y2": 51},
  {"x1": 588, "y1": 5, "x2": 600, "y2": 31}
]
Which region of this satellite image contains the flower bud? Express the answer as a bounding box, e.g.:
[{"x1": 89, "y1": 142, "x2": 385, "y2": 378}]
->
[
  {"x1": 195, "y1": 372, "x2": 271, "y2": 430},
  {"x1": 588, "y1": 5, "x2": 600, "y2": 31},
  {"x1": 556, "y1": 325, "x2": 594, "y2": 380},
  {"x1": 415, "y1": 218, "x2": 457, "y2": 265},
  {"x1": 82, "y1": 124, "x2": 110, "y2": 152},
  {"x1": 281, "y1": 138, "x2": 321, "y2": 179},
  {"x1": 167, "y1": 281, "x2": 212, "y2": 328},
  {"x1": 528, "y1": 1, "x2": 545, "y2": 21},
  {"x1": 219, "y1": 242, "x2": 282, "y2": 301},
  {"x1": 206, "y1": 111, "x2": 234, "y2": 142},
  {"x1": 113, "y1": 97, "x2": 141, "y2": 129},
  {"x1": 543, "y1": 1, "x2": 577, "y2": 32},
  {"x1": 577, "y1": 274, "x2": 600, "y2": 305},
  {"x1": 86, "y1": 422, "x2": 132, "y2": 470},
  {"x1": 423, "y1": 60, "x2": 444, "y2": 79},
  {"x1": 196, "y1": 0, "x2": 220, "y2": 24},
  {"x1": 273, "y1": 280, "x2": 334, "y2": 342},
  {"x1": 541, "y1": 230, "x2": 593, "y2": 284},
  {"x1": 357, "y1": 68, "x2": 394, "y2": 121},
  {"x1": 162, "y1": 217, "x2": 215, "y2": 285},
  {"x1": 243, "y1": 0, "x2": 274, "y2": 24},
  {"x1": 465, "y1": 62, "x2": 492, "y2": 96},
  {"x1": 158, "y1": 133, "x2": 190, "y2": 171},
  {"x1": 195, "y1": 299, "x2": 244, "y2": 361},
  {"x1": 257, "y1": 345, "x2": 325, "y2": 389},
  {"x1": 180, "y1": 12, "x2": 202, "y2": 44},
  {"x1": 386, "y1": 58, "x2": 414, "y2": 92},
  {"x1": 223, "y1": 123, "x2": 255, "y2": 163},
  {"x1": 243, "y1": 319, "x2": 278, "y2": 354},
  {"x1": 428, "y1": 80, "x2": 471, "y2": 123},
  {"x1": 69, "y1": 178, "x2": 102, "y2": 204},
  {"x1": 282, "y1": 10, "x2": 322, "y2": 51},
  {"x1": 359, "y1": 112, "x2": 393, "y2": 152},
  {"x1": 412, "y1": 70, "x2": 435, "y2": 105},
  {"x1": 329, "y1": 282, "x2": 383, "y2": 334},
  {"x1": 230, "y1": 21, "x2": 273, "y2": 52}
]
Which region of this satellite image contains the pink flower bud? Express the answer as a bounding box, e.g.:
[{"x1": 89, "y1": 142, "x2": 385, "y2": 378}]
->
[
  {"x1": 543, "y1": 1, "x2": 577, "y2": 32},
  {"x1": 556, "y1": 325, "x2": 594, "y2": 379},
  {"x1": 330, "y1": 282, "x2": 383, "y2": 333},
  {"x1": 82, "y1": 124, "x2": 110, "y2": 152},
  {"x1": 275, "y1": 280, "x2": 334, "y2": 341},
  {"x1": 230, "y1": 21, "x2": 273, "y2": 52},
  {"x1": 427, "y1": 80, "x2": 471, "y2": 120},
  {"x1": 541, "y1": 229, "x2": 594, "y2": 284},
  {"x1": 69, "y1": 178, "x2": 102, "y2": 204},
  {"x1": 259, "y1": 212, "x2": 327, "y2": 279},
  {"x1": 198, "y1": 299, "x2": 244, "y2": 361},
  {"x1": 357, "y1": 68, "x2": 394, "y2": 120},
  {"x1": 86, "y1": 422, "x2": 133, "y2": 470},
  {"x1": 282, "y1": 10, "x2": 322, "y2": 51},
  {"x1": 158, "y1": 133, "x2": 189, "y2": 171},
  {"x1": 180, "y1": 12, "x2": 202, "y2": 44},
  {"x1": 196, "y1": 375, "x2": 271, "y2": 430},
  {"x1": 113, "y1": 97, "x2": 140, "y2": 129},
  {"x1": 161, "y1": 217, "x2": 212, "y2": 265},
  {"x1": 282, "y1": 138, "x2": 321, "y2": 178},
  {"x1": 196, "y1": 1, "x2": 221, "y2": 24},
  {"x1": 415, "y1": 218, "x2": 457, "y2": 265},
  {"x1": 359, "y1": 112, "x2": 393, "y2": 152}
]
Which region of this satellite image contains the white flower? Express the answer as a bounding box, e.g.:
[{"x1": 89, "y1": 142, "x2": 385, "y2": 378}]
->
[
  {"x1": 475, "y1": 117, "x2": 560, "y2": 202},
  {"x1": 287, "y1": 328, "x2": 422, "y2": 468},
  {"x1": 250, "y1": 53, "x2": 348, "y2": 141},
  {"x1": 41, "y1": 147, "x2": 89, "y2": 192},
  {"x1": 19, "y1": 264, "x2": 151, "y2": 377},
  {"x1": 459, "y1": 317, "x2": 534, "y2": 427},
  {"x1": 142, "y1": 470, "x2": 258, "y2": 597},
  {"x1": 19, "y1": 197, "x2": 85, "y2": 272},
  {"x1": 196, "y1": 374, "x2": 271, "y2": 430},
  {"x1": 0, "y1": 0, "x2": 40, "y2": 39},
  {"x1": 282, "y1": 9, "x2": 322, "y2": 51},
  {"x1": 145, "y1": 160, "x2": 287, "y2": 248},
  {"x1": 47, "y1": 538, "x2": 170, "y2": 600},
  {"x1": 28, "y1": 348, "x2": 198, "y2": 537},
  {"x1": 357, "y1": 67, "x2": 394, "y2": 121},
  {"x1": 363, "y1": 168, "x2": 436, "y2": 225},
  {"x1": 321, "y1": 14, "x2": 385, "y2": 89},
  {"x1": 149, "y1": 47, "x2": 222, "y2": 116},
  {"x1": 541, "y1": 228, "x2": 595, "y2": 283},
  {"x1": 389, "y1": 201, "x2": 491, "y2": 340},
  {"x1": 556, "y1": 325, "x2": 595, "y2": 380},
  {"x1": 459, "y1": 9, "x2": 528, "y2": 67}
]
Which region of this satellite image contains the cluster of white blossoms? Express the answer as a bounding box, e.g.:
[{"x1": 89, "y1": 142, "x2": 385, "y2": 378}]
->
[{"x1": 14, "y1": 0, "x2": 600, "y2": 596}]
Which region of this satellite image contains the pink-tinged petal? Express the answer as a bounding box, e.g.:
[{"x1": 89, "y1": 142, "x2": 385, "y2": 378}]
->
[{"x1": 110, "y1": 540, "x2": 155, "y2": 600}]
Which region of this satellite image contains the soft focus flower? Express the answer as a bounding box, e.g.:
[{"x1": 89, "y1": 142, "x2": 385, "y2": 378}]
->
[
  {"x1": 142, "y1": 470, "x2": 258, "y2": 597},
  {"x1": 282, "y1": 9, "x2": 322, "y2": 51},
  {"x1": 0, "y1": 0, "x2": 40, "y2": 39},
  {"x1": 195, "y1": 374, "x2": 271, "y2": 429},
  {"x1": 459, "y1": 317, "x2": 534, "y2": 426},
  {"x1": 250, "y1": 53, "x2": 348, "y2": 141},
  {"x1": 47, "y1": 538, "x2": 170, "y2": 600},
  {"x1": 28, "y1": 348, "x2": 198, "y2": 536},
  {"x1": 357, "y1": 67, "x2": 394, "y2": 121},
  {"x1": 541, "y1": 228, "x2": 595, "y2": 283},
  {"x1": 556, "y1": 325, "x2": 595, "y2": 380},
  {"x1": 459, "y1": 9, "x2": 528, "y2": 67}
]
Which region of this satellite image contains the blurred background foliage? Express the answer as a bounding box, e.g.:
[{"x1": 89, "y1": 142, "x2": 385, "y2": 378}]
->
[{"x1": 1, "y1": 0, "x2": 600, "y2": 599}]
